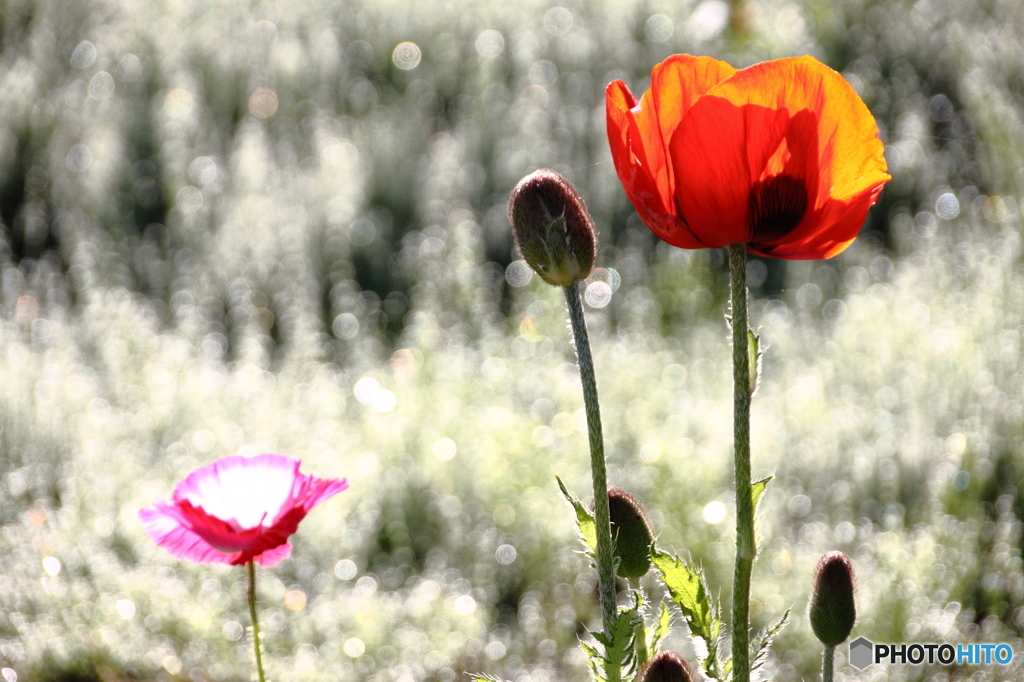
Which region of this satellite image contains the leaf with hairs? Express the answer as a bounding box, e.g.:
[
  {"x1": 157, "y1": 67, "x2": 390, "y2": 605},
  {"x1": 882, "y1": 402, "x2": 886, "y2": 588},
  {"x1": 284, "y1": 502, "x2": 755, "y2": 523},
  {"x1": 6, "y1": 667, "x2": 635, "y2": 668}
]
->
[
  {"x1": 468, "y1": 674, "x2": 510, "y2": 682},
  {"x1": 649, "y1": 600, "x2": 671, "y2": 653},
  {"x1": 651, "y1": 548, "x2": 728, "y2": 681},
  {"x1": 751, "y1": 475, "x2": 772, "y2": 515},
  {"x1": 747, "y1": 329, "x2": 762, "y2": 394},
  {"x1": 752, "y1": 475, "x2": 773, "y2": 553},
  {"x1": 751, "y1": 609, "x2": 790, "y2": 670},
  {"x1": 581, "y1": 641, "x2": 606, "y2": 682},
  {"x1": 556, "y1": 475, "x2": 597, "y2": 553},
  {"x1": 587, "y1": 601, "x2": 640, "y2": 682}
]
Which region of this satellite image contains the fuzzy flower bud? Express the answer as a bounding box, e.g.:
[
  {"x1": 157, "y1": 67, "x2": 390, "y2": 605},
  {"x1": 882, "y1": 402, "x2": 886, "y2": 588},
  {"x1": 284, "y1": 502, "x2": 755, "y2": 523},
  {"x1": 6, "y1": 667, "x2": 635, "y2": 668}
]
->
[
  {"x1": 607, "y1": 487, "x2": 654, "y2": 579},
  {"x1": 639, "y1": 652, "x2": 694, "y2": 682},
  {"x1": 508, "y1": 169, "x2": 597, "y2": 287},
  {"x1": 809, "y1": 551, "x2": 857, "y2": 647}
]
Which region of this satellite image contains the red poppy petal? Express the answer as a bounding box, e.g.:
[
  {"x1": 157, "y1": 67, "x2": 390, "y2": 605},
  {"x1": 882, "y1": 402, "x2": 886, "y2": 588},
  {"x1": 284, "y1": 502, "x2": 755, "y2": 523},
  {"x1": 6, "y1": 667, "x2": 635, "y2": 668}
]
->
[
  {"x1": 607, "y1": 81, "x2": 672, "y2": 221},
  {"x1": 671, "y1": 98, "x2": 791, "y2": 245},
  {"x1": 296, "y1": 476, "x2": 350, "y2": 513},
  {"x1": 746, "y1": 109, "x2": 820, "y2": 247},
  {"x1": 634, "y1": 55, "x2": 738, "y2": 204},
  {"x1": 649, "y1": 55, "x2": 737, "y2": 152},
  {"x1": 177, "y1": 499, "x2": 264, "y2": 552},
  {"x1": 139, "y1": 502, "x2": 237, "y2": 565},
  {"x1": 231, "y1": 506, "x2": 308, "y2": 565},
  {"x1": 173, "y1": 453, "x2": 301, "y2": 530},
  {"x1": 607, "y1": 80, "x2": 700, "y2": 247},
  {"x1": 749, "y1": 183, "x2": 884, "y2": 259},
  {"x1": 606, "y1": 79, "x2": 641, "y2": 189},
  {"x1": 705, "y1": 56, "x2": 889, "y2": 204},
  {"x1": 253, "y1": 543, "x2": 293, "y2": 567}
]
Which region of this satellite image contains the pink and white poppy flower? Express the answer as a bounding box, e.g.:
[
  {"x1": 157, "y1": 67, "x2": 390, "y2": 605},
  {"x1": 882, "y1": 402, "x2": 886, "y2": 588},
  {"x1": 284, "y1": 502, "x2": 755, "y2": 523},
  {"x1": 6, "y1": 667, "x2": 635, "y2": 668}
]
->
[{"x1": 140, "y1": 454, "x2": 348, "y2": 567}]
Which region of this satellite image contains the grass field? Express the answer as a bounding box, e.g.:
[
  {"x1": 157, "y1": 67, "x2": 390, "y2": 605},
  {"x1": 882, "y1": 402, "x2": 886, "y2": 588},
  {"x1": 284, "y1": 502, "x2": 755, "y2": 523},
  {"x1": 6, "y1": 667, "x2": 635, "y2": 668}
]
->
[{"x1": 1, "y1": 0, "x2": 1024, "y2": 680}]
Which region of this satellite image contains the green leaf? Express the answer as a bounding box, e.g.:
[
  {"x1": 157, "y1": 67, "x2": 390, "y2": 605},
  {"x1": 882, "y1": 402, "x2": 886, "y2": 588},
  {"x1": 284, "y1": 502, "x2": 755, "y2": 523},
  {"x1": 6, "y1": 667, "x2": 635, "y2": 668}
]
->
[
  {"x1": 649, "y1": 600, "x2": 671, "y2": 653},
  {"x1": 581, "y1": 641, "x2": 606, "y2": 682},
  {"x1": 606, "y1": 605, "x2": 640, "y2": 678},
  {"x1": 468, "y1": 674, "x2": 511, "y2": 682},
  {"x1": 751, "y1": 475, "x2": 773, "y2": 553},
  {"x1": 751, "y1": 609, "x2": 791, "y2": 670},
  {"x1": 747, "y1": 329, "x2": 762, "y2": 394},
  {"x1": 586, "y1": 603, "x2": 640, "y2": 682},
  {"x1": 651, "y1": 549, "x2": 716, "y2": 640},
  {"x1": 651, "y1": 549, "x2": 728, "y2": 681},
  {"x1": 557, "y1": 476, "x2": 597, "y2": 552},
  {"x1": 751, "y1": 475, "x2": 772, "y2": 515}
]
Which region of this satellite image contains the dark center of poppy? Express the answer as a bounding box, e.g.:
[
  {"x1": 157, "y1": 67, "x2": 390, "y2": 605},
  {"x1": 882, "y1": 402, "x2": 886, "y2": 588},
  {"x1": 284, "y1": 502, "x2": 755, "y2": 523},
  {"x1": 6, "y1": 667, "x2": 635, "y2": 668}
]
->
[{"x1": 747, "y1": 174, "x2": 808, "y2": 242}]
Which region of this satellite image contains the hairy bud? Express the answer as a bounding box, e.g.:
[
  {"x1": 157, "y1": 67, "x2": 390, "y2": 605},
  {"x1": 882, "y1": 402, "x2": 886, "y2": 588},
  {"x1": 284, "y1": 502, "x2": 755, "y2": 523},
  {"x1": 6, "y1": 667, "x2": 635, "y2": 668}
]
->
[
  {"x1": 809, "y1": 551, "x2": 857, "y2": 647},
  {"x1": 508, "y1": 169, "x2": 597, "y2": 287},
  {"x1": 607, "y1": 487, "x2": 654, "y2": 579},
  {"x1": 639, "y1": 652, "x2": 694, "y2": 682}
]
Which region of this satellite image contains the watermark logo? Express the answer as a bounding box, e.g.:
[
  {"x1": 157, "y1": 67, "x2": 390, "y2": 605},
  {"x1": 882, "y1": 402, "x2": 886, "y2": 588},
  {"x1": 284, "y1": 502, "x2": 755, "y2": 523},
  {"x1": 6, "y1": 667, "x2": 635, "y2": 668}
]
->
[{"x1": 849, "y1": 637, "x2": 1014, "y2": 669}]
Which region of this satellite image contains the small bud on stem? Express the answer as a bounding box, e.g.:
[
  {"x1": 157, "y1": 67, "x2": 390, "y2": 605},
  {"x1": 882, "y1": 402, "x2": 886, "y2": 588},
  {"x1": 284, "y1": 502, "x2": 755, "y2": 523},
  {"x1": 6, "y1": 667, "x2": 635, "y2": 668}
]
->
[
  {"x1": 809, "y1": 551, "x2": 857, "y2": 647},
  {"x1": 639, "y1": 652, "x2": 694, "y2": 682},
  {"x1": 607, "y1": 488, "x2": 654, "y2": 579},
  {"x1": 508, "y1": 169, "x2": 597, "y2": 287}
]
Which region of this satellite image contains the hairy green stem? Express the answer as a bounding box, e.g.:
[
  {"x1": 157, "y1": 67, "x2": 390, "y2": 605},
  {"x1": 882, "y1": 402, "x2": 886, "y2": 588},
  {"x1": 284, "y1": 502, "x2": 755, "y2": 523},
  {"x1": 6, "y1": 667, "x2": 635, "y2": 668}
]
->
[
  {"x1": 564, "y1": 283, "x2": 620, "y2": 682},
  {"x1": 247, "y1": 560, "x2": 268, "y2": 682},
  {"x1": 822, "y1": 646, "x2": 835, "y2": 682},
  {"x1": 629, "y1": 577, "x2": 650, "y2": 675},
  {"x1": 728, "y1": 243, "x2": 753, "y2": 682}
]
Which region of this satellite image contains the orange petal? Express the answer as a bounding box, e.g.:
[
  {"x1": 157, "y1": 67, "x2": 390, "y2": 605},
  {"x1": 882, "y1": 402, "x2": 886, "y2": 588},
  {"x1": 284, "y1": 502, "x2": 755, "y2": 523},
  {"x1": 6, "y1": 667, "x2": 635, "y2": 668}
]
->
[
  {"x1": 606, "y1": 80, "x2": 681, "y2": 240},
  {"x1": 606, "y1": 57, "x2": 737, "y2": 248},
  {"x1": 670, "y1": 98, "x2": 791, "y2": 246},
  {"x1": 606, "y1": 79, "x2": 641, "y2": 194},
  {"x1": 638, "y1": 55, "x2": 738, "y2": 201},
  {"x1": 606, "y1": 80, "x2": 695, "y2": 247},
  {"x1": 704, "y1": 55, "x2": 889, "y2": 205}
]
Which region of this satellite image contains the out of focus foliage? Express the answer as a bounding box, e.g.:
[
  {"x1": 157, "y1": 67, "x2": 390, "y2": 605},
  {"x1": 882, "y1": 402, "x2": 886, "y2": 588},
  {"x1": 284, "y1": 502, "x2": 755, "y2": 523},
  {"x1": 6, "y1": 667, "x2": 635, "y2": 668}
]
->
[{"x1": 0, "y1": 0, "x2": 1023, "y2": 680}]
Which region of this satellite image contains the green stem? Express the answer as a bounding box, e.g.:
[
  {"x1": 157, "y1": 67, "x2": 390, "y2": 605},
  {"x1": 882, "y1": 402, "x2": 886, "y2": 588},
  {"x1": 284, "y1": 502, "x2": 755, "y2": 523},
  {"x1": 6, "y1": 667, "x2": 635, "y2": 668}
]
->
[
  {"x1": 728, "y1": 243, "x2": 753, "y2": 682},
  {"x1": 564, "y1": 283, "x2": 620, "y2": 682},
  {"x1": 629, "y1": 577, "x2": 650, "y2": 675},
  {"x1": 822, "y1": 646, "x2": 835, "y2": 682},
  {"x1": 247, "y1": 560, "x2": 268, "y2": 682}
]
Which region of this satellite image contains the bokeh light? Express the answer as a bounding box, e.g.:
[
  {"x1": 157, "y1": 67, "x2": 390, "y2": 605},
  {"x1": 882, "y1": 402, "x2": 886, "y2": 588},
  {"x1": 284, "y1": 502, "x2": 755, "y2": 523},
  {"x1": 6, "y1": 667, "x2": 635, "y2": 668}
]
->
[{"x1": 0, "y1": 0, "x2": 1022, "y2": 681}]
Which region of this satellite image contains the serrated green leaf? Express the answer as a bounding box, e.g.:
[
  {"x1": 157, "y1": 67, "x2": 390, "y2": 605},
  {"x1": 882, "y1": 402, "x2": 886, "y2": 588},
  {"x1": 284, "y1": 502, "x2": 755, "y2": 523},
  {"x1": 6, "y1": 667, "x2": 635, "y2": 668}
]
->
[
  {"x1": 747, "y1": 329, "x2": 762, "y2": 394},
  {"x1": 651, "y1": 549, "x2": 715, "y2": 640},
  {"x1": 651, "y1": 549, "x2": 728, "y2": 681},
  {"x1": 468, "y1": 675, "x2": 511, "y2": 682},
  {"x1": 650, "y1": 600, "x2": 671, "y2": 652},
  {"x1": 606, "y1": 606, "x2": 639, "y2": 677},
  {"x1": 583, "y1": 604, "x2": 639, "y2": 682},
  {"x1": 580, "y1": 641, "x2": 606, "y2": 682},
  {"x1": 556, "y1": 475, "x2": 596, "y2": 552},
  {"x1": 751, "y1": 609, "x2": 791, "y2": 670}
]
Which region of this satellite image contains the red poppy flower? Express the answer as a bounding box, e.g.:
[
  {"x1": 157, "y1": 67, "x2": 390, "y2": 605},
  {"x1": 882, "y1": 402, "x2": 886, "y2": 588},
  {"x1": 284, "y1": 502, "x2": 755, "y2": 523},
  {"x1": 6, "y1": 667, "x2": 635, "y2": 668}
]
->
[
  {"x1": 139, "y1": 454, "x2": 348, "y2": 567},
  {"x1": 606, "y1": 55, "x2": 890, "y2": 259}
]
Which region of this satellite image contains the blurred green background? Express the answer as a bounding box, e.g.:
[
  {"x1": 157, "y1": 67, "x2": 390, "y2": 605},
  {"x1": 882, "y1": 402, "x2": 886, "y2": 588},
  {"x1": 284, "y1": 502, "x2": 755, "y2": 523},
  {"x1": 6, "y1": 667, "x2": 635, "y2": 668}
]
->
[{"x1": 1, "y1": 0, "x2": 1024, "y2": 680}]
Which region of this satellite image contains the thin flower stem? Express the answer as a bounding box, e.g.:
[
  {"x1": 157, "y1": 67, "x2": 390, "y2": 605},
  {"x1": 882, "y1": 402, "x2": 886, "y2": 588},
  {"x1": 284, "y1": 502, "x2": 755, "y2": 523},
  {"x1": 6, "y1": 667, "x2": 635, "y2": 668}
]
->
[
  {"x1": 822, "y1": 646, "x2": 835, "y2": 682},
  {"x1": 728, "y1": 243, "x2": 754, "y2": 682},
  {"x1": 247, "y1": 560, "x2": 268, "y2": 682},
  {"x1": 629, "y1": 577, "x2": 650, "y2": 675},
  {"x1": 563, "y1": 282, "x2": 620, "y2": 682}
]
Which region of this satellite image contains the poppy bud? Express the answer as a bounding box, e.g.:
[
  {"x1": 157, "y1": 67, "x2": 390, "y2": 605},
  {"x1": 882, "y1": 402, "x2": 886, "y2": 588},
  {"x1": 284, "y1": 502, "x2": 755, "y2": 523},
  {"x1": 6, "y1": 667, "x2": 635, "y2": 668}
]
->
[
  {"x1": 809, "y1": 551, "x2": 857, "y2": 647},
  {"x1": 639, "y1": 652, "x2": 694, "y2": 682},
  {"x1": 607, "y1": 487, "x2": 654, "y2": 579},
  {"x1": 508, "y1": 169, "x2": 597, "y2": 287}
]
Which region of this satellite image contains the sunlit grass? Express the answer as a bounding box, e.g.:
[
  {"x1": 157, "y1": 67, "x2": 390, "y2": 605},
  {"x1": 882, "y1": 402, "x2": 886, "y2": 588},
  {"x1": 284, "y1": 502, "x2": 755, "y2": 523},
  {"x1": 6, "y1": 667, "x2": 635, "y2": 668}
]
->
[{"x1": 0, "y1": 0, "x2": 1023, "y2": 680}]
